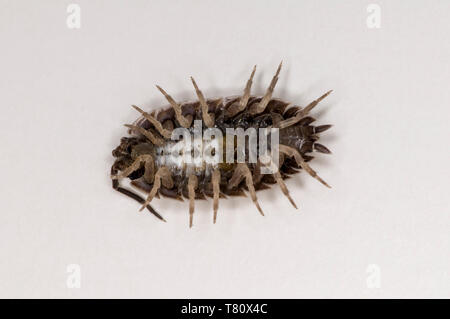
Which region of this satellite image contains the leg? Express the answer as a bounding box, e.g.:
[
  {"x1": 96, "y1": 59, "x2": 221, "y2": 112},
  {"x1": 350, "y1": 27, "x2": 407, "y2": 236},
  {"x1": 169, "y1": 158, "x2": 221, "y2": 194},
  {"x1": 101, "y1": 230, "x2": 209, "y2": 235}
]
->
[
  {"x1": 190, "y1": 77, "x2": 215, "y2": 128},
  {"x1": 155, "y1": 85, "x2": 193, "y2": 128},
  {"x1": 259, "y1": 154, "x2": 297, "y2": 208},
  {"x1": 212, "y1": 168, "x2": 221, "y2": 223},
  {"x1": 111, "y1": 166, "x2": 165, "y2": 222},
  {"x1": 139, "y1": 166, "x2": 173, "y2": 211},
  {"x1": 226, "y1": 65, "x2": 256, "y2": 117},
  {"x1": 249, "y1": 62, "x2": 282, "y2": 115},
  {"x1": 274, "y1": 171, "x2": 298, "y2": 209},
  {"x1": 188, "y1": 174, "x2": 198, "y2": 228},
  {"x1": 124, "y1": 124, "x2": 164, "y2": 146},
  {"x1": 279, "y1": 145, "x2": 331, "y2": 188},
  {"x1": 228, "y1": 163, "x2": 264, "y2": 216},
  {"x1": 131, "y1": 104, "x2": 173, "y2": 138},
  {"x1": 111, "y1": 154, "x2": 155, "y2": 183},
  {"x1": 299, "y1": 90, "x2": 333, "y2": 116},
  {"x1": 277, "y1": 91, "x2": 332, "y2": 129}
]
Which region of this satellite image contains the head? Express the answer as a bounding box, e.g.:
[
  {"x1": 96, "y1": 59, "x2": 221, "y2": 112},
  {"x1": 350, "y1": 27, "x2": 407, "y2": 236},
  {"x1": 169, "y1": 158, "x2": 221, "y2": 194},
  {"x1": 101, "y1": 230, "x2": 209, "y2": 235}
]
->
[{"x1": 112, "y1": 137, "x2": 156, "y2": 179}]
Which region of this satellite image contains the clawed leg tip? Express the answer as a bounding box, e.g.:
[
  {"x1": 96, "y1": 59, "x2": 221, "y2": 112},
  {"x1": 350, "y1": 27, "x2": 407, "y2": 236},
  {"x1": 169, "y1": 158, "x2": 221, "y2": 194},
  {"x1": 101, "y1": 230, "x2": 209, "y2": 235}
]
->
[
  {"x1": 314, "y1": 176, "x2": 331, "y2": 189},
  {"x1": 254, "y1": 203, "x2": 265, "y2": 216},
  {"x1": 321, "y1": 181, "x2": 332, "y2": 188},
  {"x1": 287, "y1": 197, "x2": 298, "y2": 209},
  {"x1": 155, "y1": 216, "x2": 167, "y2": 222},
  {"x1": 323, "y1": 90, "x2": 333, "y2": 97}
]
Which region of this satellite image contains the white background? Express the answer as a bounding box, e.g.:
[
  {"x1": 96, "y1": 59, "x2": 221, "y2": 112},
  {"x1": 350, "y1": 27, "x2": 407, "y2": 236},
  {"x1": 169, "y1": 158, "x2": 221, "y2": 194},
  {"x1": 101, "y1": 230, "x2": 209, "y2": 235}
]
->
[{"x1": 1, "y1": 0, "x2": 449, "y2": 298}]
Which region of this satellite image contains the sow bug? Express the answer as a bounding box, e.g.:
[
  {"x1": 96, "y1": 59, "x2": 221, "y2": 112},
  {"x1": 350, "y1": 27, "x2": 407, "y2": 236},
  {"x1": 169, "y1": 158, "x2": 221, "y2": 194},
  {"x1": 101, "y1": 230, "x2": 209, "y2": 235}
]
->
[{"x1": 111, "y1": 63, "x2": 332, "y2": 227}]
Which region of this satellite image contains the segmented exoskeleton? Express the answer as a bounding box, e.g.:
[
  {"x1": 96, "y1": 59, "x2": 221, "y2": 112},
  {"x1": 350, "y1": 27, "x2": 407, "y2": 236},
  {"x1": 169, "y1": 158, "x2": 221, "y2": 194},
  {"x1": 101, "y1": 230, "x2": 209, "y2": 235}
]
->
[{"x1": 111, "y1": 63, "x2": 332, "y2": 227}]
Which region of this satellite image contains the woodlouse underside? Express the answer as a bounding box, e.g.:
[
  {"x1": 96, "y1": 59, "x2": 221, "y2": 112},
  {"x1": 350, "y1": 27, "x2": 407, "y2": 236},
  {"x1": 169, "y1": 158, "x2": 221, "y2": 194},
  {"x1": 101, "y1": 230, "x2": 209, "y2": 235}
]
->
[{"x1": 111, "y1": 63, "x2": 332, "y2": 227}]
